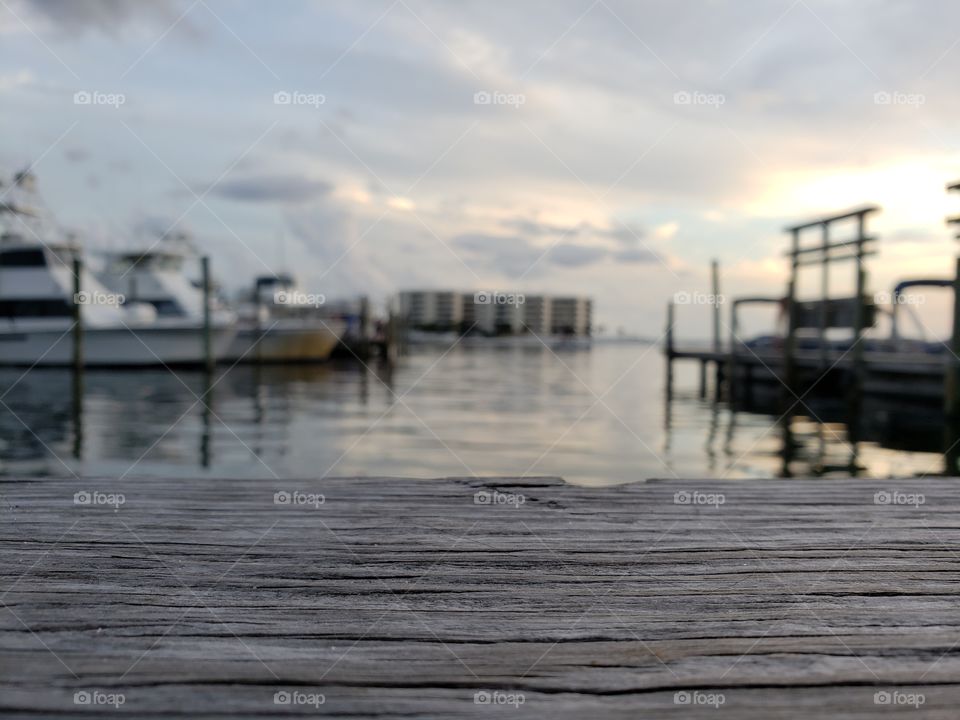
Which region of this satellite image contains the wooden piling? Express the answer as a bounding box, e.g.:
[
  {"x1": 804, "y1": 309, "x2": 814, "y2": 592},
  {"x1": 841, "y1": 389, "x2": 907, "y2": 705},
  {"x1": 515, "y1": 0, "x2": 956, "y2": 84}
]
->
[
  {"x1": 711, "y1": 260, "x2": 723, "y2": 399},
  {"x1": 818, "y1": 222, "x2": 829, "y2": 370},
  {"x1": 711, "y1": 259, "x2": 720, "y2": 354},
  {"x1": 944, "y1": 257, "x2": 960, "y2": 473},
  {"x1": 71, "y1": 256, "x2": 84, "y2": 459},
  {"x1": 201, "y1": 256, "x2": 214, "y2": 374},
  {"x1": 359, "y1": 294, "x2": 370, "y2": 342},
  {"x1": 665, "y1": 300, "x2": 675, "y2": 398},
  {"x1": 783, "y1": 227, "x2": 800, "y2": 407},
  {"x1": 71, "y1": 256, "x2": 83, "y2": 371},
  {"x1": 848, "y1": 214, "x2": 869, "y2": 440},
  {"x1": 727, "y1": 300, "x2": 738, "y2": 404}
]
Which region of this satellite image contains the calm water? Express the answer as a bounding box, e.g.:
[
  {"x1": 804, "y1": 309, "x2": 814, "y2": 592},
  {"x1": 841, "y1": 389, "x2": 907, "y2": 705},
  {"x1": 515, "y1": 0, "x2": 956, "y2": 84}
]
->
[{"x1": 0, "y1": 343, "x2": 946, "y2": 484}]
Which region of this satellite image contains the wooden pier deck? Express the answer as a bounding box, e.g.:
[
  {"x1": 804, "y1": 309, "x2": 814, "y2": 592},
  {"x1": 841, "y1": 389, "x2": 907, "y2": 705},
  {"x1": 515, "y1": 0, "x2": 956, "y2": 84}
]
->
[{"x1": 4, "y1": 474, "x2": 960, "y2": 717}]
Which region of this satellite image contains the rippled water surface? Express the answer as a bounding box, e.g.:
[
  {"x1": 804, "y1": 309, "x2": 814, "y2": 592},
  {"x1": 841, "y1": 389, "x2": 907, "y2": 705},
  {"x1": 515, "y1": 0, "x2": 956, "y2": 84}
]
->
[{"x1": 0, "y1": 343, "x2": 945, "y2": 483}]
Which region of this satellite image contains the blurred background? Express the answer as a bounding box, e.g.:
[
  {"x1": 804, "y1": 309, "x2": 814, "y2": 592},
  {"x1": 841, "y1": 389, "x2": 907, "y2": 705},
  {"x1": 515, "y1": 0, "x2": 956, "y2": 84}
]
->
[{"x1": 3, "y1": 0, "x2": 960, "y2": 482}]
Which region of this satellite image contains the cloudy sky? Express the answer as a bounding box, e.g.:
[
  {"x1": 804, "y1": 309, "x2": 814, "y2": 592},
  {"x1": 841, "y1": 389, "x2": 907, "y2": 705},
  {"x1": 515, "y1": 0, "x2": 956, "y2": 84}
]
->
[{"x1": 3, "y1": 0, "x2": 960, "y2": 336}]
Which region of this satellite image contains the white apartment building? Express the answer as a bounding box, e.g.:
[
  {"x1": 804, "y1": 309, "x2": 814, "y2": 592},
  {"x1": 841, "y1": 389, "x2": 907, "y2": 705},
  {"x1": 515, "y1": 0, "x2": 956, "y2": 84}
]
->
[
  {"x1": 400, "y1": 290, "x2": 591, "y2": 336},
  {"x1": 398, "y1": 290, "x2": 464, "y2": 331}
]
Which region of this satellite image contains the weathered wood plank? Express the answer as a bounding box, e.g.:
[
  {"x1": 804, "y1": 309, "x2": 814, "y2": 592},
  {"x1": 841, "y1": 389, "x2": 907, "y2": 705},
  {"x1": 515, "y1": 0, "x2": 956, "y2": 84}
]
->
[{"x1": 3, "y1": 475, "x2": 960, "y2": 717}]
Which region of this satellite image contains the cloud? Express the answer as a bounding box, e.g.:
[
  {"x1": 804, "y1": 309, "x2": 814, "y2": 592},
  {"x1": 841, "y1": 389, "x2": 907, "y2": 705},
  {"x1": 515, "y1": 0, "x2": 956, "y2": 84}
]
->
[
  {"x1": 614, "y1": 247, "x2": 660, "y2": 263},
  {"x1": 22, "y1": 0, "x2": 188, "y2": 32},
  {"x1": 208, "y1": 175, "x2": 333, "y2": 204},
  {"x1": 11, "y1": 0, "x2": 960, "y2": 335},
  {"x1": 499, "y1": 217, "x2": 646, "y2": 246},
  {"x1": 453, "y1": 232, "x2": 660, "y2": 276},
  {"x1": 453, "y1": 233, "x2": 541, "y2": 277},
  {"x1": 0, "y1": 70, "x2": 35, "y2": 92},
  {"x1": 282, "y1": 198, "x2": 443, "y2": 299},
  {"x1": 63, "y1": 147, "x2": 90, "y2": 164},
  {"x1": 548, "y1": 243, "x2": 609, "y2": 267}
]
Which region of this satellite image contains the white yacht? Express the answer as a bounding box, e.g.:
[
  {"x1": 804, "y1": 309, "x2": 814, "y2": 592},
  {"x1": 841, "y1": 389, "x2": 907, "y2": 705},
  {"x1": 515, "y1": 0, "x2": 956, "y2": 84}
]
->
[
  {"x1": 0, "y1": 172, "x2": 237, "y2": 367},
  {"x1": 99, "y1": 238, "x2": 344, "y2": 364}
]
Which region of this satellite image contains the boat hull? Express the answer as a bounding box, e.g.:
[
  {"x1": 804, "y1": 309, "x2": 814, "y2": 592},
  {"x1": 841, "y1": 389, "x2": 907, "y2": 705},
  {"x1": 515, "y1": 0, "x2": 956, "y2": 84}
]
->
[
  {"x1": 0, "y1": 324, "x2": 237, "y2": 367},
  {"x1": 222, "y1": 319, "x2": 345, "y2": 363}
]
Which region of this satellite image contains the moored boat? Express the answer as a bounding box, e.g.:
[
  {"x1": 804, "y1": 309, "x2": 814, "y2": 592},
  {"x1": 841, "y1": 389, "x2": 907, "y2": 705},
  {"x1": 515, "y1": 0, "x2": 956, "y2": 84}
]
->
[
  {"x1": 0, "y1": 172, "x2": 237, "y2": 367},
  {"x1": 222, "y1": 274, "x2": 344, "y2": 363}
]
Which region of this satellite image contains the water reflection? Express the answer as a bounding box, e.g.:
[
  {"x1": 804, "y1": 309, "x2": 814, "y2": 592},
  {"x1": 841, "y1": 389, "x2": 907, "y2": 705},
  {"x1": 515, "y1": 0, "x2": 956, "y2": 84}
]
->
[{"x1": 0, "y1": 345, "x2": 951, "y2": 482}]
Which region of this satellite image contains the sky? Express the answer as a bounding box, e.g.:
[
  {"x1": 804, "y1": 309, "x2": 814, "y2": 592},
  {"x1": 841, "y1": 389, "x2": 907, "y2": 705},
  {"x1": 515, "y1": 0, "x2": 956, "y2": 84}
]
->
[{"x1": 3, "y1": 0, "x2": 960, "y2": 338}]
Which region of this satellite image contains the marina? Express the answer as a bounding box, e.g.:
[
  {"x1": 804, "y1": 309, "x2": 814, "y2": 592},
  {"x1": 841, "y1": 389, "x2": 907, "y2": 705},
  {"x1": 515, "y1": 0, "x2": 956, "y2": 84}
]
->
[
  {"x1": 6, "y1": 1, "x2": 960, "y2": 716},
  {"x1": 0, "y1": 171, "x2": 379, "y2": 368}
]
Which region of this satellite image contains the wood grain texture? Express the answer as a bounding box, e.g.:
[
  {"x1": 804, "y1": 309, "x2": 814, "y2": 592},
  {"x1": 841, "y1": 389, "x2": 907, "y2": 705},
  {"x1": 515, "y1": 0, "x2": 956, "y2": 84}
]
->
[{"x1": 2, "y1": 475, "x2": 960, "y2": 717}]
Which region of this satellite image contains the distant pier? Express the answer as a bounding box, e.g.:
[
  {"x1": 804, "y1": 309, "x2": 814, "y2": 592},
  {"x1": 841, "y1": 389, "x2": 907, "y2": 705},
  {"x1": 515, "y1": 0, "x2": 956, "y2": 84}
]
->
[{"x1": 665, "y1": 200, "x2": 960, "y2": 473}]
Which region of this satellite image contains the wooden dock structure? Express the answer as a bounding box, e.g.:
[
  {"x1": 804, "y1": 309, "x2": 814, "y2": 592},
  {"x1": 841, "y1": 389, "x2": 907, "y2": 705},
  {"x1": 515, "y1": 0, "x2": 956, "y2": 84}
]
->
[
  {"x1": 4, "y1": 474, "x2": 960, "y2": 717},
  {"x1": 665, "y1": 202, "x2": 960, "y2": 428}
]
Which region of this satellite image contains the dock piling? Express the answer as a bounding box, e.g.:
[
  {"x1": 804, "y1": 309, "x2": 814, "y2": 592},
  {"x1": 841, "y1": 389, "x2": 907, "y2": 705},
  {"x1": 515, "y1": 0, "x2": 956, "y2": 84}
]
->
[
  {"x1": 72, "y1": 256, "x2": 83, "y2": 371},
  {"x1": 711, "y1": 259, "x2": 720, "y2": 353},
  {"x1": 945, "y1": 258, "x2": 960, "y2": 473},
  {"x1": 201, "y1": 256, "x2": 214, "y2": 374},
  {"x1": 665, "y1": 300, "x2": 675, "y2": 398},
  {"x1": 71, "y1": 255, "x2": 84, "y2": 459}
]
